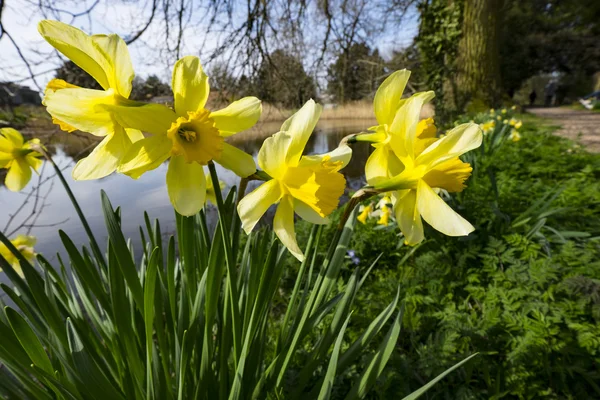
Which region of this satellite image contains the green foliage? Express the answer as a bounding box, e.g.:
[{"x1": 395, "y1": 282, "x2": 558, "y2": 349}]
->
[
  {"x1": 416, "y1": 0, "x2": 463, "y2": 120},
  {"x1": 327, "y1": 43, "x2": 386, "y2": 103},
  {"x1": 0, "y1": 165, "x2": 456, "y2": 399},
  {"x1": 335, "y1": 116, "x2": 600, "y2": 398},
  {"x1": 255, "y1": 49, "x2": 317, "y2": 108}
]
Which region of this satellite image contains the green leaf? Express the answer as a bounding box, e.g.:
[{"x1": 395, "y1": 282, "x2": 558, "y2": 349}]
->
[
  {"x1": 401, "y1": 353, "x2": 479, "y2": 400},
  {"x1": 318, "y1": 314, "x2": 352, "y2": 400},
  {"x1": 5, "y1": 307, "x2": 54, "y2": 374},
  {"x1": 345, "y1": 303, "x2": 405, "y2": 400}
]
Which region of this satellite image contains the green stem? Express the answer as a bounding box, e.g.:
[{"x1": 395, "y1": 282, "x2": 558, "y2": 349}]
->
[
  {"x1": 41, "y1": 148, "x2": 106, "y2": 270},
  {"x1": 207, "y1": 161, "x2": 242, "y2": 369}
]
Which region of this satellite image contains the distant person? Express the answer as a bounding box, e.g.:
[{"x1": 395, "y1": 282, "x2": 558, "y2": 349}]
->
[
  {"x1": 544, "y1": 81, "x2": 557, "y2": 107},
  {"x1": 529, "y1": 90, "x2": 537, "y2": 106}
]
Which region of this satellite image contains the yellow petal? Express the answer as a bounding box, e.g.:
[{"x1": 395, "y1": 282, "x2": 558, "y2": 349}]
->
[
  {"x1": 280, "y1": 99, "x2": 322, "y2": 166},
  {"x1": 416, "y1": 117, "x2": 437, "y2": 139},
  {"x1": 211, "y1": 97, "x2": 262, "y2": 137},
  {"x1": 38, "y1": 20, "x2": 112, "y2": 90},
  {"x1": 416, "y1": 123, "x2": 482, "y2": 170},
  {"x1": 44, "y1": 87, "x2": 117, "y2": 136},
  {"x1": 117, "y1": 134, "x2": 171, "y2": 179},
  {"x1": 214, "y1": 142, "x2": 256, "y2": 178},
  {"x1": 90, "y1": 34, "x2": 134, "y2": 97},
  {"x1": 274, "y1": 195, "x2": 304, "y2": 261},
  {"x1": 0, "y1": 128, "x2": 24, "y2": 148},
  {"x1": 388, "y1": 91, "x2": 435, "y2": 164},
  {"x1": 423, "y1": 157, "x2": 472, "y2": 193},
  {"x1": 205, "y1": 172, "x2": 224, "y2": 205},
  {"x1": 5, "y1": 158, "x2": 32, "y2": 192},
  {"x1": 373, "y1": 69, "x2": 411, "y2": 126},
  {"x1": 101, "y1": 101, "x2": 176, "y2": 135},
  {"x1": 72, "y1": 131, "x2": 132, "y2": 180},
  {"x1": 364, "y1": 144, "x2": 404, "y2": 186},
  {"x1": 294, "y1": 199, "x2": 329, "y2": 225},
  {"x1": 26, "y1": 154, "x2": 43, "y2": 174},
  {"x1": 237, "y1": 179, "x2": 282, "y2": 234},
  {"x1": 258, "y1": 131, "x2": 291, "y2": 179},
  {"x1": 298, "y1": 144, "x2": 353, "y2": 169},
  {"x1": 0, "y1": 152, "x2": 12, "y2": 168},
  {"x1": 416, "y1": 180, "x2": 474, "y2": 237},
  {"x1": 166, "y1": 155, "x2": 206, "y2": 216},
  {"x1": 172, "y1": 56, "x2": 209, "y2": 115},
  {"x1": 394, "y1": 190, "x2": 424, "y2": 245},
  {"x1": 126, "y1": 129, "x2": 144, "y2": 143}
]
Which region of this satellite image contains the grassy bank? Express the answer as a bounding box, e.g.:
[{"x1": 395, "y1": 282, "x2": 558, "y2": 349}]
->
[{"x1": 285, "y1": 113, "x2": 600, "y2": 399}]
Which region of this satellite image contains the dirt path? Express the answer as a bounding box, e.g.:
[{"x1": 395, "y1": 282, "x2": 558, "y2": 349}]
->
[{"x1": 528, "y1": 107, "x2": 600, "y2": 152}]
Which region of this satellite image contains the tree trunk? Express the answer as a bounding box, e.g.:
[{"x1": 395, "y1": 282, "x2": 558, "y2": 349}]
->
[{"x1": 455, "y1": 0, "x2": 503, "y2": 109}]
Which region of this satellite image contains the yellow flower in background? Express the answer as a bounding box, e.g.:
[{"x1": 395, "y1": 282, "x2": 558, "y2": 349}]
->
[
  {"x1": 490, "y1": 109, "x2": 495, "y2": 115},
  {"x1": 377, "y1": 206, "x2": 390, "y2": 226},
  {"x1": 514, "y1": 120, "x2": 523, "y2": 129},
  {"x1": 0, "y1": 128, "x2": 43, "y2": 192},
  {"x1": 357, "y1": 204, "x2": 373, "y2": 224},
  {"x1": 501, "y1": 108, "x2": 507, "y2": 114},
  {"x1": 511, "y1": 105, "x2": 517, "y2": 111},
  {"x1": 503, "y1": 119, "x2": 508, "y2": 125},
  {"x1": 509, "y1": 118, "x2": 517, "y2": 126},
  {"x1": 0, "y1": 235, "x2": 36, "y2": 276},
  {"x1": 371, "y1": 93, "x2": 482, "y2": 245},
  {"x1": 480, "y1": 120, "x2": 495, "y2": 134},
  {"x1": 352, "y1": 69, "x2": 436, "y2": 186},
  {"x1": 38, "y1": 20, "x2": 167, "y2": 180},
  {"x1": 496, "y1": 116, "x2": 502, "y2": 121},
  {"x1": 106, "y1": 56, "x2": 261, "y2": 216},
  {"x1": 205, "y1": 173, "x2": 225, "y2": 206},
  {"x1": 237, "y1": 100, "x2": 352, "y2": 261},
  {"x1": 510, "y1": 129, "x2": 521, "y2": 142}
]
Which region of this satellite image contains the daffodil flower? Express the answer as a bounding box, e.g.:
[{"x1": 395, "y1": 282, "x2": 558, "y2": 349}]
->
[
  {"x1": 377, "y1": 206, "x2": 391, "y2": 226},
  {"x1": 480, "y1": 120, "x2": 495, "y2": 134},
  {"x1": 0, "y1": 235, "x2": 36, "y2": 277},
  {"x1": 237, "y1": 100, "x2": 352, "y2": 261},
  {"x1": 514, "y1": 120, "x2": 522, "y2": 129},
  {"x1": 357, "y1": 204, "x2": 373, "y2": 224},
  {"x1": 352, "y1": 70, "x2": 436, "y2": 186},
  {"x1": 104, "y1": 56, "x2": 261, "y2": 216},
  {"x1": 370, "y1": 93, "x2": 483, "y2": 245},
  {"x1": 501, "y1": 108, "x2": 507, "y2": 114},
  {"x1": 0, "y1": 128, "x2": 43, "y2": 192},
  {"x1": 510, "y1": 129, "x2": 521, "y2": 142},
  {"x1": 39, "y1": 20, "x2": 164, "y2": 180}
]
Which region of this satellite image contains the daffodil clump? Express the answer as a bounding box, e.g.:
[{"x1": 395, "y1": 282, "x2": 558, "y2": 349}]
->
[
  {"x1": 478, "y1": 107, "x2": 522, "y2": 142},
  {"x1": 0, "y1": 128, "x2": 43, "y2": 191},
  {"x1": 352, "y1": 70, "x2": 481, "y2": 245}
]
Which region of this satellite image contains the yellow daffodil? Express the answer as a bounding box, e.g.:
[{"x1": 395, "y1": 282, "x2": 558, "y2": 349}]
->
[
  {"x1": 357, "y1": 204, "x2": 373, "y2": 224},
  {"x1": 480, "y1": 120, "x2": 495, "y2": 134},
  {"x1": 352, "y1": 70, "x2": 436, "y2": 186},
  {"x1": 509, "y1": 118, "x2": 517, "y2": 126},
  {"x1": 496, "y1": 116, "x2": 502, "y2": 121},
  {"x1": 0, "y1": 235, "x2": 36, "y2": 277},
  {"x1": 510, "y1": 129, "x2": 521, "y2": 142},
  {"x1": 514, "y1": 120, "x2": 522, "y2": 129},
  {"x1": 369, "y1": 93, "x2": 482, "y2": 245},
  {"x1": 237, "y1": 100, "x2": 352, "y2": 261},
  {"x1": 104, "y1": 56, "x2": 261, "y2": 216},
  {"x1": 0, "y1": 128, "x2": 43, "y2": 192},
  {"x1": 490, "y1": 109, "x2": 495, "y2": 115},
  {"x1": 501, "y1": 108, "x2": 507, "y2": 114},
  {"x1": 377, "y1": 206, "x2": 391, "y2": 225},
  {"x1": 511, "y1": 105, "x2": 517, "y2": 111},
  {"x1": 38, "y1": 20, "x2": 165, "y2": 180},
  {"x1": 206, "y1": 173, "x2": 225, "y2": 206},
  {"x1": 503, "y1": 119, "x2": 508, "y2": 125}
]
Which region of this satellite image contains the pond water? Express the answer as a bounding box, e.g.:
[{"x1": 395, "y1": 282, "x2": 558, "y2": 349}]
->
[{"x1": 0, "y1": 120, "x2": 375, "y2": 264}]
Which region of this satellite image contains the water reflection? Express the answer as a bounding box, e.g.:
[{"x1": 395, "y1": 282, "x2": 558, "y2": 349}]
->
[{"x1": 0, "y1": 121, "x2": 373, "y2": 263}]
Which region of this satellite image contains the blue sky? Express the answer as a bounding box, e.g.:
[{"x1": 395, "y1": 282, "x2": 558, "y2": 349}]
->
[{"x1": 0, "y1": 0, "x2": 419, "y2": 92}]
